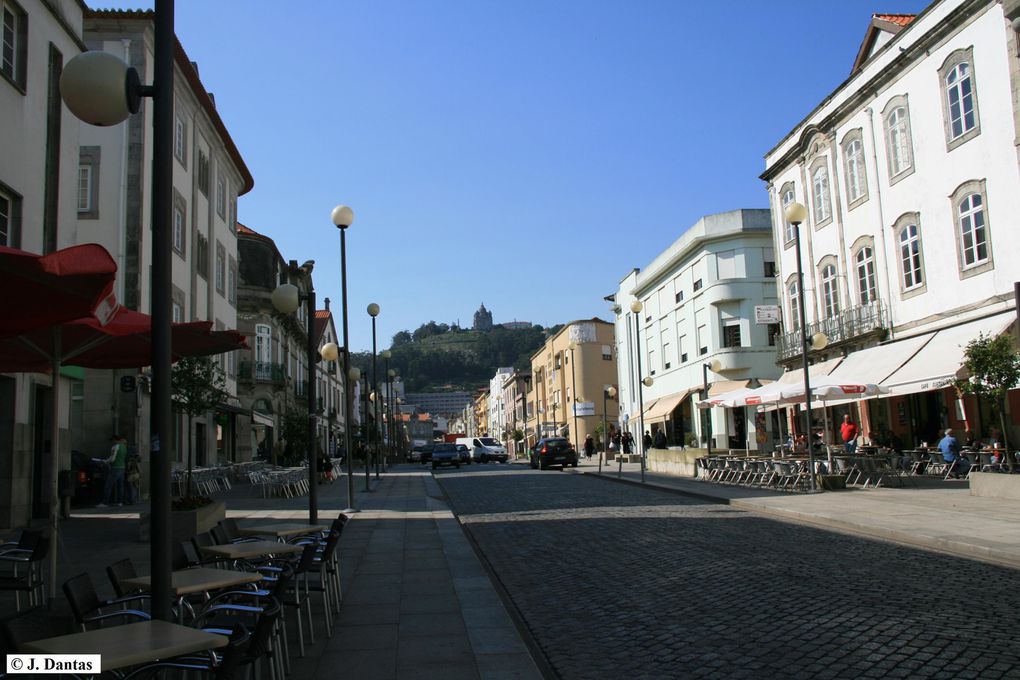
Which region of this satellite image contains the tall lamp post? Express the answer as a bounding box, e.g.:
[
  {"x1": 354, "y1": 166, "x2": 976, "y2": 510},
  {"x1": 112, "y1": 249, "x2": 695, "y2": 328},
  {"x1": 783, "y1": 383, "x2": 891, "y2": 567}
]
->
[
  {"x1": 363, "y1": 376, "x2": 371, "y2": 490},
  {"x1": 395, "y1": 396, "x2": 403, "y2": 458},
  {"x1": 568, "y1": 342, "x2": 580, "y2": 454},
  {"x1": 630, "y1": 299, "x2": 650, "y2": 483},
  {"x1": 331, "y1": 204, "x2": 358, "y2": 511},
  {"x1": 601, "y1": 386, "x2": 617, "y2": 473},
  {"x1": 702, "y1": 359, "x2": 722, "y2": 459},
  {"x1": 784, "y1": 201, "x2": 828, "y2": 492},
  {"x1": 367, "y1": 303, "x2": 381, "y2": 478},
  {"x1": 386, "y1": 366, "x2": 396, "y2": 462},
  {"x1": 271, "y1": 263, "x2": 319, "y2": 524},
  {"x1": 59, "y1": 0, "x2": 175, "y2": 618}
]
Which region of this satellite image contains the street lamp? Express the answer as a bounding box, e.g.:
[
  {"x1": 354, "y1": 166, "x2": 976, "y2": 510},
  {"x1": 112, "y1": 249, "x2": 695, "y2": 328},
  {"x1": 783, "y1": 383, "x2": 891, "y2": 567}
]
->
[
  {"x1": 331, "y1": 204, "x2": 358, "y2": 509},
  {"x1": 702, "y1": 359, "x2": 722, "y2": 459},
  {"x1": 601, "y1": 386, "x2": 617, "y2": 474},
  {"x1": 271, "y1": 261, "x2": 319, "y2": 525},
  {"x1": 630, "y1": 299, "x2": 649, "y2": 483},
  {"x1": 363, "y1": 377, "x2": 371, "y2": 490},
  {"x1": 784, "y1": 201, "x2": 829, "y2": 492},
  {"x1": 345, "y1": 365, "x2": 361, "y2": 509},
  {"x1": 386, "y1": 364, "x2": 396, "y2": 463},
  {"x1": 59, "y1": 0, "x2": 175, "y2": 618},
  {"x1": 568, "y1": 342, "x2": 580, "y2": 455},
  {"x1": 367, "y1": 303, "x2": 381, "y2": 479},
  {"x1": 395, "y1": 396, "x2": 404, "y2": 458}
]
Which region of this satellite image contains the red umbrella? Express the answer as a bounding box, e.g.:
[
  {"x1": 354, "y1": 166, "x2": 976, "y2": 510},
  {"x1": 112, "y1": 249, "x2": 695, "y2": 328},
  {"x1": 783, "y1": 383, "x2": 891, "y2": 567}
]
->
[
  {"x1": 0, "y1": 303, "x2": 247, "y2": 599},
  {"x1": 0, "y1": 244, "x2": 119, "y2": 338}
]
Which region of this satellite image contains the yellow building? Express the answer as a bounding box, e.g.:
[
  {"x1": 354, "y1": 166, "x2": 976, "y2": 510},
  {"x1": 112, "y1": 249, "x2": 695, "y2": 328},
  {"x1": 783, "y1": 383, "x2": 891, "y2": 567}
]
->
[
  {"x1": 526, "y1": 319, "x2": 618, "y2": 453},
  {"x1": 473, "y1": 390, "x2": 490, "y2": 436}
]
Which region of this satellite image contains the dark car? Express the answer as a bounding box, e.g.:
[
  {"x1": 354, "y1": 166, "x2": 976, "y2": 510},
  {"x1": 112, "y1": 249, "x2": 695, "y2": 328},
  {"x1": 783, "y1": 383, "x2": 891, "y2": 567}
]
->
[
  {"x1": 455, "y1": 444, "x2": 471, "y2": 465},
  {"x1": 70, "y1": 449, "x2": 106, "y2": 506},
  {"x1": 530, "y1": 438, "x2": 578, "y2": 470},
  {"x1": 417, "y1": 444, "x2": 436, "y2": 464},
  {"x1": 431, "y1": 443, "x2": 461, "y2": 470}
]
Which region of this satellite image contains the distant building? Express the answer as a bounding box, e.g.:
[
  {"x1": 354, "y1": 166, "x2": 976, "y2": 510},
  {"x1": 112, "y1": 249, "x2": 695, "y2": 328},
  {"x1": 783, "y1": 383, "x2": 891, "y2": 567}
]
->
[
  {"x1": 501, "y1": 321, "x2": 533, "y2": 330},
  {"x1": 473, "y1": 304, "x2": 493, "y2": 331},
  {"x1": 403, "y1": 392, "x2": 473, "y2": 417}
]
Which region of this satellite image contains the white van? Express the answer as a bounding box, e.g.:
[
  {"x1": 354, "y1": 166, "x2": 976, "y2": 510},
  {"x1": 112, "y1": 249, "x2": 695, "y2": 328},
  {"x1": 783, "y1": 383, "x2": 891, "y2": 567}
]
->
[{"x1": 455, "y1": 437, "x2": 508, "y2": 463}]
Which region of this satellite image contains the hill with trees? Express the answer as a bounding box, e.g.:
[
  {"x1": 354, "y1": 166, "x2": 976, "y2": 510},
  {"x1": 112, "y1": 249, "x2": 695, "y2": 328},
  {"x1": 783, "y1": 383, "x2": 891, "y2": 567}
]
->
[{"x1": 349, "y1": 322, "x2": 552, "y2": 392}]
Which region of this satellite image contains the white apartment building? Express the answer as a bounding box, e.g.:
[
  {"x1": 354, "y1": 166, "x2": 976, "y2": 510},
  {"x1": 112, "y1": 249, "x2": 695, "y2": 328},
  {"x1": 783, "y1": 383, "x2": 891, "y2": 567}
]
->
[
  {"x1": 611, "y1": 209, "x2": 781, "y2": 451},
  {"x1": 487, "y1": 367, "x2": 514, "y2": 442},
  {"x1": 0, "y1": 0, "x2": 88, "y2": 527},
  {"x1": 73, "y1": 10, "x2": 253, "y2": 473},
  {"x1": 761, "y1": 0, "x2": 1020, "y2": 446}
]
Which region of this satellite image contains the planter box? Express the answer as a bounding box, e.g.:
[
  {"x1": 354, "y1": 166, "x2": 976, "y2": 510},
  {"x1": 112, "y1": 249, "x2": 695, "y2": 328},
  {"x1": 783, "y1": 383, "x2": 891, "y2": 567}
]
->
[
  {"x1": 970, "y1": 472, "x2": 1020, "y2": 500},
  {"x1": 816, "y1": 474, "x2": 846, "y2": 491},
  {"x1": 138, "y1": 500, "x2": 226, "y2": 542}
]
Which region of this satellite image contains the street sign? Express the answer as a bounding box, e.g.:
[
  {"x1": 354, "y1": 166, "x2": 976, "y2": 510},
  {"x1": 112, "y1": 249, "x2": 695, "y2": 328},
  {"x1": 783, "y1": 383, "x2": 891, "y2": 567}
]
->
[
  {"x1": 119, "y1": 375, "x2": 136, "y2": 393},
  {"x1": 754, "y1": 305, "x2": 780, "y2": 324},
  {"x1": 573, "y1": 402, "x2": 595, "y2": 417}
]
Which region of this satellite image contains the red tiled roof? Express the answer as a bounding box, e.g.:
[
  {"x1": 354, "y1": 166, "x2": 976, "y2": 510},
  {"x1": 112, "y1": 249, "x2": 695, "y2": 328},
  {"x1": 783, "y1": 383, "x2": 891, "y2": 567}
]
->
[
  {"x1": 874, "y1": 13, "x2": 915, "y2": 27},
  {"x1": 315, "y1": 310, "x2": 330, "y2": 319}
]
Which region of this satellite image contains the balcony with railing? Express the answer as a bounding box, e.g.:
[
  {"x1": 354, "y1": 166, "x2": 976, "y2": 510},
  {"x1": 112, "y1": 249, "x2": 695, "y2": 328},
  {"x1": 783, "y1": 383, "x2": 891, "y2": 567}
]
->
[
  {"x1": 777, "y1": 301, "x2": 889, "y2": 362},
  {"x1": 238, "y1": 360, "x2": 286, "y2": 384}
]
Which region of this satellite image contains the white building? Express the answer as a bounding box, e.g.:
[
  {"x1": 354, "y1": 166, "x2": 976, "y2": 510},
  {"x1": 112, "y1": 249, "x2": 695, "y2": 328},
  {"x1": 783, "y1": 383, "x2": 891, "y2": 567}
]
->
[
  {"x1": 75, "y1": 10, "x2": 253, "y2": 472},
  {"x1": 761, "y1": 1, "x2": 1020, "y2": 446},
  {"x1": 0, "y1": 0, "x2": 88, "y2": 527},
  {"x1": 611, "y1": 209, "x2": 781, "y2": 451},
  {"x1": 487, "y1": 367, "x2": 514, "y2": 442}
]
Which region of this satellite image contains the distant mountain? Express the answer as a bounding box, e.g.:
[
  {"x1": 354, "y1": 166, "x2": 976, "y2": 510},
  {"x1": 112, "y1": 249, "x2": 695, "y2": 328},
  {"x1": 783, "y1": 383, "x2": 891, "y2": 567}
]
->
[{"x1": 349, "y1": 324, "x2": 547, "y2": 392}]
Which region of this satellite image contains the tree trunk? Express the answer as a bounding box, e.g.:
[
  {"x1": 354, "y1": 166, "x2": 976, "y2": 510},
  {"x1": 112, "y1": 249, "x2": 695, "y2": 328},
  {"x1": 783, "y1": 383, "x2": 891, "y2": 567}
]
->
[{"x1": 1000, "y1": 400, "x2": 1014, "y2": 472}]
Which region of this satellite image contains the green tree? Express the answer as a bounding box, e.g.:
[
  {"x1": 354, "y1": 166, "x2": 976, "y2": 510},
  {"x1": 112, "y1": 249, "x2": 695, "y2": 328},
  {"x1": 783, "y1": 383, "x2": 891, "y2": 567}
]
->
[
  {"x1": 171, "y1": 357, "x2": 228, "y2": 497},
  {"x1": 280, "y1": 407, "x2": 310, "y2": 466},
  {"x1": 956, "y1": 332, "x2": 1020, "y2": 470}
]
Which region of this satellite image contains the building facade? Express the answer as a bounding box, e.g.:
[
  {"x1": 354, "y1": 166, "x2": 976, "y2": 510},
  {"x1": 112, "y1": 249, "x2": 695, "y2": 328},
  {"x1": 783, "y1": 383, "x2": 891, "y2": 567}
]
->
[
  {"x1": 526, "y1": 319, "x2": 618, "y2": 452},
  {"x1": 611, "y1": 209, "x2": 781, "y2": 451},
  {"x1": 761, "y1": 0, "x2": 1020, "y2": 447}
]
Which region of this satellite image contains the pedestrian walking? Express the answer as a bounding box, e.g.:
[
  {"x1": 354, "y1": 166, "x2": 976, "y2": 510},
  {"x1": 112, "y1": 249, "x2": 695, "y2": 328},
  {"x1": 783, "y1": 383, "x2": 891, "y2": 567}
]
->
[
  {"x1": 643, "y1": 431, "x2": 653, "y2": 452},
  {"x1": 583, "y1": 435, "x2": 595, "y2": 460},
  {"x1": 840, "y1": 414, "x2": 859, "y2": 453},
  {"x1": 97, "y1": 434, "x2": 127, "y2": 507},
  {"x1": 654, "y1": 429, "x2": 667, "y2": 450},
  {"x1": 622, "y1": 432, "x2": 633, "y2": 455},
  {"x1": 125, "y1": 451, "x2": 141, "y2": 505}
]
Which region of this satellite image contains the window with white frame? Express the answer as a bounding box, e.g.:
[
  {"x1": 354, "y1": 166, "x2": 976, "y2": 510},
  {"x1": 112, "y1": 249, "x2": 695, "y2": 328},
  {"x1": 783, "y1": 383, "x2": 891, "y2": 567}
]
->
[
  {"x1": 842, "y1": 131, "x2": 868, "y2": 207},
  {"x1": 811, "y1": 161, "x2": 831, "y2": 225},
  {"x1": 77, "y1": 165, "x2": 92, "y2": 212},
  {"x1": 722, "y1": 320, "x2": 741, "y2": 348},
  {"x1": 855, "y1": 246, "x2": 877, "y2": 305},
  {"x1": 174, "y1": 114, "x2": 187, "y2": 166},
  {"x1": 77, "y1": 146, "x2": 101, "y2": 219},
  {"x1": 172, "y1": 192, "x2": 186, "y2": 257},
  {"x1": 939, "y1": 48, "x2": 980, "y2": 149},
  {"x1": 172, "y1": 301, "x2": 183, "y2": 323},
  {"x1": 895, "y1": 215, "x2": 925, "y2": 293},
  {"x1": 764, "y1": 248, "x2": 776, "y2": 277},
  {"x1": 820, "y1": 262, "x2": 840, "y2": 318},
  {"x1": 679, "y1": 333, "x2": 688, "y2": 363},
  {"x1": 255, "y1": 324, "x2": 272, "y2": 364},
  {"x1": 788, "y1": 278, "x2": 800, "y2": 331},
  {"x1": 951, "y1": 180, "x2": 991, "y2": 276},
  {"x1": 227, "y1": 256, "x2": 237, "y2": 305},
  {"x1": 1, "y1": 0, "x2": 26, "y2": 88},
  {"x1": 884, "y1": 97, "x2": 914, "y2": 180},
  {"x1": 215, "y1": 241, "x2": 225, "y2": 295},
  {"x1": 780, "y1": 183, "x2": 796, "y2": 244},
  {"x1": 216, "y1": 173, "x2": 226, "y2": 218},
  {"x1": 0, "y1": 184, "x2": 17, "y2": 246},
  {"x1": 171, "y1": 286, "x2": 185, "y2": 323}
]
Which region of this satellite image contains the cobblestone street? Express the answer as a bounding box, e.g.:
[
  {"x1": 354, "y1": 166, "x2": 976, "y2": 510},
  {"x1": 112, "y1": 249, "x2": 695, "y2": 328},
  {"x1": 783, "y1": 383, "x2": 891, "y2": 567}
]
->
[{"x1": 436, "y1": 467, "x2": 1020, "y2": 680}]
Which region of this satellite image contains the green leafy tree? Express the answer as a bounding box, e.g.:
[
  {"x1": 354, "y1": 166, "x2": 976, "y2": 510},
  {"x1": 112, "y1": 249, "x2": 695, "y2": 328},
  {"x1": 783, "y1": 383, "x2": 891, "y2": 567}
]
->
[
  {"x1": 280, "y1": 407, "x2": 310, "y2": 466},
  {"x1": 956, "y1": 332, "x2": 1020, "y2": 470},
  {"x1": 171, "y1": 357, "x2": 228, "y2": 497}
]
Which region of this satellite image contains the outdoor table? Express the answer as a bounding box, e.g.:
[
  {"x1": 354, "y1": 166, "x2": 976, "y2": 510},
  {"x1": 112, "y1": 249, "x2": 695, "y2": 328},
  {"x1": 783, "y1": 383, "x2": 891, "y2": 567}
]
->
[
  {"x1": 22, "y1": 619, "x2": 227, "y2": 673},
  {"x1": 120, "y1": 567, "x2": 262, "y2": 624},
  {"x1": 237, "y1": 523, "x2": 327, "y2": 540},
  {"x1": 199, "y1": 540, "x2": 302, "y2": 561}
]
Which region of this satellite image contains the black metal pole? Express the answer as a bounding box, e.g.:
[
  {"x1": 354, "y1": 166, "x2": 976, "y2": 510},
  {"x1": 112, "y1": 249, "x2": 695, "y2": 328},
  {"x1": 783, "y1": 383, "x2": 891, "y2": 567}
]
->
[
  {"x1": 364, "y1": 376, "x2": 370, "y2": 491},
  {"x1": 704, "y1": 363, "x2": 712, "y2": 460},
  {"x1": 570, "y1": 347, "x2": 579, "y2": 455},
  {"x1": 371, "y1": 316, "x2": 379, "y2": 479},
  {"x1": 634, "y1": 312, "x2": 646, "y2": 483},
  {"x1": 600, "y1": 390, "x2": 607, "y2": 474},
  {"x1": 339, "y1": 226, "x2": 356, "y2": 512},
  {"x1": 149, "y1": 0, "x2": 174, "y2": 622},
  {"x1": 794, "y1": 222, "x2": 817, "y2": 491},
  {"x1": 306, "y1": 290, "x2": 318, "y2": 524}
]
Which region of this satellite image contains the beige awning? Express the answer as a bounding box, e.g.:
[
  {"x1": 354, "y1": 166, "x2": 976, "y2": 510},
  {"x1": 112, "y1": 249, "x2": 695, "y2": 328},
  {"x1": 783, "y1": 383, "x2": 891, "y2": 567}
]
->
[
  {"x1": 643, "y1": 390, "x2": 693, "y2": 422},
  {"x1": 777, "y1": 357, "x2": 843, "y2": 385},
  {"x1": 640, "y1": 399, "x2": 659, "y2": 417},
  {"x1": 708, "y1": 380, "x2": 750, "y2": 396}
]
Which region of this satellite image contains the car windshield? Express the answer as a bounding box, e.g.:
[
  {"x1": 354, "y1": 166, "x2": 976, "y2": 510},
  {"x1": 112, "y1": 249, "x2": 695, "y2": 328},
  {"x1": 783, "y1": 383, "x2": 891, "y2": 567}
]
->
[
  {"x1": 478, "y1": 438, "x2": 501, "y2": 446},
  {"x1": 456, "y1": 445, "x2": 468, "y2": 452},
  {"x1": 433, "y1": 444, "x2": 456, "y2": 452}
]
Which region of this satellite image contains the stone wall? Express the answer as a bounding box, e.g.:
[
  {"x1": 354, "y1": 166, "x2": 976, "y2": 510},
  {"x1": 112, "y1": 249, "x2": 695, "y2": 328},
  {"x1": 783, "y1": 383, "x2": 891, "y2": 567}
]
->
[{"x1": 969, "y1": 472, "x2": 1020, "y2": 501}]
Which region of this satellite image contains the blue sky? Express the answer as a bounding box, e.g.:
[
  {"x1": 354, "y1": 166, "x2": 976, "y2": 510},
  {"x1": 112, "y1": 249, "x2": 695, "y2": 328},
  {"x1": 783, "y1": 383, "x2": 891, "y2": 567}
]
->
[{"x1": 97, "y1": 0, "x2": 930, "y2": 351}]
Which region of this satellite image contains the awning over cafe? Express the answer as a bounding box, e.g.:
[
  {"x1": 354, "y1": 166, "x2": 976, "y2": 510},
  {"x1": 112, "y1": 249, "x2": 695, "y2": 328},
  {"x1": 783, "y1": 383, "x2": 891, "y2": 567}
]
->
[
  {"x1": 824, "y1": 333, "x2": 932, "y2": 386},
  {"x1": 881, "y1": 311, "x2": 1016, "y2": 396},
  {"x1": 708, "y1": 380, "x2": 750, "y2": 396},
  {"x1": 643, "y1": 390, "x2": 693, "y2": 422},
  {"x1": 777, "y1": 357, "x2": 843, "y2": 385}
]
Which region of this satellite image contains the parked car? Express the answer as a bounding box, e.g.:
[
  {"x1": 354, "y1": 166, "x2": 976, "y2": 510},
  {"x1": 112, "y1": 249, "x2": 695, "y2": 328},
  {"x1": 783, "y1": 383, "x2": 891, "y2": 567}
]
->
[
  {"x1": 415, "y1": 444, "x2": 435, "y2": 464},
  {"x1": 455, "y1": 437, "x2": 508, "y2": 463},
  {"x1": 455, "y1": 444, "x2": 471, "y2": 465},
  {"x1": 530, "y1": 438, "x2": 578, "y2": 470},
  {"x1": 431, "y1": 443, "x2": 461, "y2": 470}
]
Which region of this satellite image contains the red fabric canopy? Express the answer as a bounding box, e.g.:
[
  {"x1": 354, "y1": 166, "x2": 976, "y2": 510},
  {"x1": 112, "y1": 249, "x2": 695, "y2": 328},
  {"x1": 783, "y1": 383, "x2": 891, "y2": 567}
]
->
[
  {"x1": 0, "y1": 244, "x2": 118, "y2": 338},
  {"x1": 0, "y1": 305, "x2": 247, "y2": 373}
]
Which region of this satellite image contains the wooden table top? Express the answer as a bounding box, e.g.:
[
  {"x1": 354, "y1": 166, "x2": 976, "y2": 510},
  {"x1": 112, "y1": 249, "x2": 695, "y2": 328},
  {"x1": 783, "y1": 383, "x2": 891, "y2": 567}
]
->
[
  {"x1": 199, "y1": 540, "x2": 302, "y2": 560},
  {"x1": 237, "y1": 523, "x2": 327, "y2": 538},
  {"x1": 120, "y1": 567, "x2": 261, "y2": 596},
  {"x1": 23, "y1": 620, "x2": 227, "y2": 672}
]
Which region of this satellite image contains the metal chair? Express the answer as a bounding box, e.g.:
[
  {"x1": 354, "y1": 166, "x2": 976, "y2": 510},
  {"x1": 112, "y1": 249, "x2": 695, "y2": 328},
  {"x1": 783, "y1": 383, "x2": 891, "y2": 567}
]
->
[
  {"x1": 0, "y1": 535, "x2": 49, "y2": 612},
  {"x1": 62, "y1": 573, "x2": 150, "y2": 631}
]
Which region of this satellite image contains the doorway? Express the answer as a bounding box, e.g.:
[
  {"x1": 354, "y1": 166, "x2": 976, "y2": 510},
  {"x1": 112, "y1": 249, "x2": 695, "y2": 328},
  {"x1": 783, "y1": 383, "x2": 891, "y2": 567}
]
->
[{"x1": 196, "y1": 421, "x2": 207, "y2": 467}]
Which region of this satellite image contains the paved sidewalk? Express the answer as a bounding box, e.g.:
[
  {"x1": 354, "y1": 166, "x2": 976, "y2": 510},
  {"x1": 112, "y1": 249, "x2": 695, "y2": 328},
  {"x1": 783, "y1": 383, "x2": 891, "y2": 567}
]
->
[
  {"x1": 4, "y1": 465, "x2": 543, "y2": 680},
  {"x1": 578, "y1": 457, "x2": 1020, "y2": 569}
]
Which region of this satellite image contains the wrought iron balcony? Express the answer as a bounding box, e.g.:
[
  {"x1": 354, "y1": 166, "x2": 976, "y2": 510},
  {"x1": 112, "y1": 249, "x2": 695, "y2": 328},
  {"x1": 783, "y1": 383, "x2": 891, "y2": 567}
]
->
[
  {"x1": 777, "y1": 301, "x2": 889, "y2": 362},
  {"x1": 238, "y1": 360, "x2": 285, "y2": 384}
]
